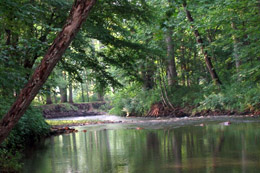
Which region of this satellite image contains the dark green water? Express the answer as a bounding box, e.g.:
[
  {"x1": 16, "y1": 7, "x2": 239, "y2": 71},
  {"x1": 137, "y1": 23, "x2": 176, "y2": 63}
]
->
[{"x1": 23, "y1": 117, "x2": 260, "y2": 173}]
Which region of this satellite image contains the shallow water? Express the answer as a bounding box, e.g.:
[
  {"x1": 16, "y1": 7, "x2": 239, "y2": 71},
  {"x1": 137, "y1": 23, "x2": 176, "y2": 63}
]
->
[{"x1": 23, "y1": 116, "x2": 260, "y2": 173}]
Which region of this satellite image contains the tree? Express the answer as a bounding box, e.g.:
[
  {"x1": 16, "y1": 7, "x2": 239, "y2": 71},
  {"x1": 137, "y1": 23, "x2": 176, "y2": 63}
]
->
[
  {"x1": 182, "y1": 0, "x2": 222, "y2": 85},
  {"x1": 69, "y1": 75, "x2": 74, "y2": 103},
  {"x1": 0, "y1": 0, "x2": 97, "y2": 145},
  {"x1": 164, "y1": 0, "x2": 178, "y2": 86},
  {"x1": 165, "y1": 28, "x2": 178, "y2": 86},
  {"x1": 46, "y1": 85, "x2": 53, "y2": 104},
  {"x1": 59, "y1": 71, "x2": 68, "y2": 103}
]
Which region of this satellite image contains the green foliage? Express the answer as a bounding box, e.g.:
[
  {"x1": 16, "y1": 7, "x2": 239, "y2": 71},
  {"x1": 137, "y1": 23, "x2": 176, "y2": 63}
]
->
[
  {"x1": 0, "y1": 148, "x2": 22, "y2": 172},
  {"x1": 1, "y1": 107, "x2": 50, "y2": 149},
  {"x1": 98, "y1": 104, "x2": 111, "y2": 112},
  {"x1": 0, "y1": 97, "x2": 50, "y2": 172},
  {"x1": 167, "y1": 85, "x2": 203, "y2": 107},
  {"x1": 109, "y1": 84, "x2": 160, "y2": 116},
  {"x1": 196, "y1": 82, "x2": 260, "y2": 112},
  {"x1": 108, "y1": 78, "x2": 260, "y2": 116},
  {"x1": 41, "y1": 103, "x2": 78, "y2": 113}
]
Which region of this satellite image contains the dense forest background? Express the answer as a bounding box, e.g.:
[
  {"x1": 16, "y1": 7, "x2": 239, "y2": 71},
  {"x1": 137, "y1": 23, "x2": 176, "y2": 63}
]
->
[{"x1": 0, "y1": 0, "x2": 260, "y2": 170}]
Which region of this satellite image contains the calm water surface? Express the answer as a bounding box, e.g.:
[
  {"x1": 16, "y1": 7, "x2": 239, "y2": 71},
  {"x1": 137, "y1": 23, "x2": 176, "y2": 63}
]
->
[{"x1": 23, "y1": 116, "x2": 260, "y2": 173}]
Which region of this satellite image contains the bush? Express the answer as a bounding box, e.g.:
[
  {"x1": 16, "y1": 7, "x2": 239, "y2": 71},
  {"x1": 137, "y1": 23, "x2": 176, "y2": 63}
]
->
[
  {"x1": 0, "y1": 97, "x2": 50, "y2": 172},
  {"x1": 6, "y1": 107, "x2": 50, "y2": 147},
  {"x1": 196, "y1": 81, "x2": 260, "y2": 112},
  {"x1": 0, "y1": 148, "x2": 22, "y2": 172},
  {"x1": 109, "y1": 84, "x2": 160, "y2": 116},
  {"x1": 108, "y1": 78, "x2": 260, "y2": 116},
  {"x1": 167, "y1": 85, "x2": 203, "y2": 107}
]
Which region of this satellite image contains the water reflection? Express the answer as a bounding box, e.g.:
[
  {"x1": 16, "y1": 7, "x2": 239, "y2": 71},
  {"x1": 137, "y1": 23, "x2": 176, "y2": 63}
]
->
[{"x1": 23, "y1": 122, "x2": 260, "y2": 173}]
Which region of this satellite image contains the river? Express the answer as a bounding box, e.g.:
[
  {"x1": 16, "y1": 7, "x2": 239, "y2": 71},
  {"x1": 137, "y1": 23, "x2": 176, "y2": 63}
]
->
[{"x1": 23, "y1": 115, "x2": 260, "y2": 173}]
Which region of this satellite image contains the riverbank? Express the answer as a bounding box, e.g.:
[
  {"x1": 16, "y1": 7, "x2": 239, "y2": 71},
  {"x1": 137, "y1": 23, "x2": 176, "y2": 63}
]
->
[
  {"x1": 146, "y1": 102, "x2": 260, "y2": 117},
  {"x1": 39, "y1": 102, "x2": 260, "y2": 120},
  {"x1": 40, "y1": 102, "x2": 260, "y2": 135},
  {"x1": 46, "y1": 114, "x2": 260, "y2": 135},
  {"x1": 47, "y1": 119, "x2": 122, "y2": 135},
  {"x1": 40, "y1": 102, "x2": 106, "y2": 119}
]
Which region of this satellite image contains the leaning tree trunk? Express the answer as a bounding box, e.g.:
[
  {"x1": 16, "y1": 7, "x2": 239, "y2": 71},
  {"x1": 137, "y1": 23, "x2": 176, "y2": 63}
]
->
[
  {"x1": 183, "y1": 1, "x2": 222, "y2": 85},
  {"x1": 0, "y1": 0, "x2": 96, "y2": 145}
]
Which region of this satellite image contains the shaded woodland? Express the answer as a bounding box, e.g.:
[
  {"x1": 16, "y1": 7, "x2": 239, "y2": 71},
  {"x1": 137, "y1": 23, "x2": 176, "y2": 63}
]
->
[{"x1": 0, "y1": 0, "x2": 260, "y2": 171}]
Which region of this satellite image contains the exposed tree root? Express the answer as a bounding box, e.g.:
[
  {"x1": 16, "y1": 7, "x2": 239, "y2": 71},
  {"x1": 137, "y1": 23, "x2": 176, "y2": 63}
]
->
[{"x1": 146, "y1": 103, "x2": 189, "y2": 117}]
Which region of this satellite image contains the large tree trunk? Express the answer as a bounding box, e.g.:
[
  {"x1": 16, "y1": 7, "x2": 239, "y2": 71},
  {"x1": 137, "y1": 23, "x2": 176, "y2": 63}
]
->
[
  {"x1": 0, "y1": 0, "x2": 96, "y2": 145},
  {"x1": 165, "y1": 28, "x2": 178, "y2": 86},
  {"x1": 183, "y1": 1, "x2": 222, "y2": 85}
]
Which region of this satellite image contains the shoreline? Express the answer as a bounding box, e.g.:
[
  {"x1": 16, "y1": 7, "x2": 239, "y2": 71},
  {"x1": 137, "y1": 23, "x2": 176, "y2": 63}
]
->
[{"x1": 47, "y1": 114, "x2": 260, "y2": 135}]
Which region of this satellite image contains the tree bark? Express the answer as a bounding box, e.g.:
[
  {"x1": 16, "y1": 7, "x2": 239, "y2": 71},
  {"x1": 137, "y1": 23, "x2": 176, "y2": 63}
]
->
[
  {"x1": 46, "y1": 86, "x2": 52, "y2": 104},
  {"x1": 165, "y1": 28, "x2": 178, "y2": 86},
  {"x1": 86, "y1": 80, "x2": 90, "y2": 102},
  {"x1": 81, "y1": 83, "x2": 85, "y2": 102},
  {"x1": 180, "y1": 42, "x2": 186, "y2": 86},
  {"x1": 5, "y1": 29, "x2": 11, "y2": 46},
  {"x1": 183, "y1": 1, "x2": 222, "y2": 85},
  {"x1": 141, "y1": 60, "x2": 155, "y2": 90},
  {"x1": 69, "y1": 83, "x2": 73, "y2": 103},
  {"x1": 53, "y1": 91, "x2": 58, "y2": 103},
  {"x1": 59, "y1": 86, "x2": 68, "y2": 103},
  {"x1": 231, "y1": 22, "x2": 241, "y2": 71},
  {"x1": 59, "y1": 71, "x2": 68, "y2": 103},
  {"x1": 97, "y1": 87, "x2": 104, "y2": 101},
  {"x1": 0, "y1": 0, "x2": 96, "y2": 145}
]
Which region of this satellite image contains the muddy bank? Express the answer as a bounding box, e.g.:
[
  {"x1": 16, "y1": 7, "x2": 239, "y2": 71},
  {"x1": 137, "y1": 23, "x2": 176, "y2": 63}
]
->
[
  {"x1": 40, "y1": 102, "x2": 106, "y2": 118},
  {"x1": 146, "y1": 103, "x2": 260, "y2": 117}
]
